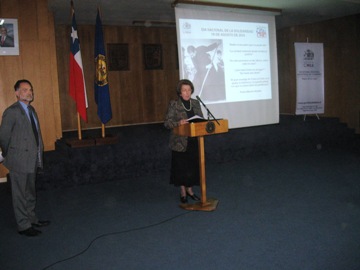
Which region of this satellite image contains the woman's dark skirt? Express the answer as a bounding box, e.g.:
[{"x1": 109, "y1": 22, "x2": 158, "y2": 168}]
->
[{"x1": 170, "y1": 137, "x2": 200, "y2": 187}]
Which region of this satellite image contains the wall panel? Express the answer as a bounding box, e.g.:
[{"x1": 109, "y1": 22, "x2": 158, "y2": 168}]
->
[
  {"x1": 55, "y1": 25, "x2": 179, "y2": 131},
  {"x1": 277, "y1": 14, "x2": 360, "y2": 132},
  {"x1": 0, "y1": 0, "x2": 62, "y2": 151}
]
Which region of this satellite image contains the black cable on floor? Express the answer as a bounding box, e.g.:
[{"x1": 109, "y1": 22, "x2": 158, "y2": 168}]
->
[{"x1": 41, "y1": 211, "x2": 192, "y2": 270}]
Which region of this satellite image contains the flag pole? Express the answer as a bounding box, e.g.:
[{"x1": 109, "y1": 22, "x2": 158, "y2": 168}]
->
[
  {"x1": 77, "y1": 113, "x2": 82, "y2": 140},
  {"x1": 71, "y1": 0, "x2": 83, "y2": 141},
  {"x1": 95, "y1": 6, "x2": 111, "y2": 138},
  {"x1": 70, "y1": 0, "x2": 89, "y2": 141},
  {"x1": 98, "y1": 6, "x2": 106, "y2": 139},
  {"x1": 102, "y1": 124, "x2": 105, "y2": 138}
]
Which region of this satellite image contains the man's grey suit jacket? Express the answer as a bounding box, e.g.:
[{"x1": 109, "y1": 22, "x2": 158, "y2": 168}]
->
[{"x1": 0, "y1": 101, "x2": 44, "y2": 173}]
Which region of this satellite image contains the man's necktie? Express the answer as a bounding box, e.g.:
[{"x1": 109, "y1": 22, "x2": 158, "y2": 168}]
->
[{"x1": 28, "y1": 107, "x2": 39, "y2": 146}]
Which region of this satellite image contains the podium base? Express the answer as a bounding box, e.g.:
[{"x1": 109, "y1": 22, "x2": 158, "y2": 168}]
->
[{"x1": 180, "y1": 198, "x2": 219, "y2": 211}]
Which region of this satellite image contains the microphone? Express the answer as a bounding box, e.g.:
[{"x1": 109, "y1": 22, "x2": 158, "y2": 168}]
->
[
  {"x1": 196, "y1": 95, "x2": 220, "y2": 125},
  {"x1": 196, "y1": 95, "x2": 206, "y2": 108}
]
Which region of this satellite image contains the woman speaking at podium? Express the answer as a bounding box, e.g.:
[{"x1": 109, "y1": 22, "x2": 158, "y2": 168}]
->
[{"x1": 164, "y1": 79, "x2": 204, "y2": 204}]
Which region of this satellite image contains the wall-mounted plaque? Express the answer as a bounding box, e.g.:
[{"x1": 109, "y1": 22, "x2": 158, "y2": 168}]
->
[
  {"x1": 143, "y1": 44, "x2": 162, "y2": 70},
  {"x1": 107, "y1": 43, "x2": 129, "y2": 71}
]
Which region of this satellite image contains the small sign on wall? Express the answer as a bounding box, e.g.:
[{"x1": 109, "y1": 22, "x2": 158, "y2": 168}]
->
[
  {"x1": 143, "y1": 44, "x2": 162, "y2": 70},
  {"x1": 107, "y1": 43, "x2": 129, "y2": 71},
  {"x1": 0, "y1": 18, "x2": 19, "y2": 56}
]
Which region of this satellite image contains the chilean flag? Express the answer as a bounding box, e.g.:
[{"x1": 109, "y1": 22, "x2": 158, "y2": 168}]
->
[{"x1": 69, "y1": 9, "x2": 88, "y2": 122}]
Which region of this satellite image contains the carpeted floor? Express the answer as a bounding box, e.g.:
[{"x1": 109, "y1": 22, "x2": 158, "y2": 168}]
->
[{"x1": 0, "y1": 116, "x2": 359, "y2": 270}]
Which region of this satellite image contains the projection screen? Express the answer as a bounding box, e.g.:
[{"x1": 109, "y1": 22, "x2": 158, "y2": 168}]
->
[{"x1": 175, "y1": 5, "x2": 279, "y2": 129}]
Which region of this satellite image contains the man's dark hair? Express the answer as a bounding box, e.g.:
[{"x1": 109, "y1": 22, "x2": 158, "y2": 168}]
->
[{"x1": 14, "y1": 79, "x2": 33, "y2": 91}]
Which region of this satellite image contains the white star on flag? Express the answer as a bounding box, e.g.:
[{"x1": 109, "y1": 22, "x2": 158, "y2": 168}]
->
[{"x1": 71, "y1": 27, "x2": 78, "y2": 43}]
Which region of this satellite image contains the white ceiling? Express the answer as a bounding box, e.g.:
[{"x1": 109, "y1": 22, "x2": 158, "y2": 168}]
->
[{"x1": 48, "y1": 0, "x2": 360, "y2": 29}]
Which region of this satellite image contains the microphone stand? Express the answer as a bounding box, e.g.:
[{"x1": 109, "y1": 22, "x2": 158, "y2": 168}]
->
[{"x1": 196, "y1": 96, "x2": 220, "y2": 125}]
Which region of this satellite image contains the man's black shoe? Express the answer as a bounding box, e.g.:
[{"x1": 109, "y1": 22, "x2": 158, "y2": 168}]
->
[
  {"x1": 19, "y1": 227, "x2": 41, "y2": 237},
  {"x1": 32, "y1": 220, "x2": 50, "y2": 227}
]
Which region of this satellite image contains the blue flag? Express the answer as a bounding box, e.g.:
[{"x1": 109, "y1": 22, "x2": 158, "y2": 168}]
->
[{"x1": 95, "y1": 9, "x2": 112, "y2": 124}]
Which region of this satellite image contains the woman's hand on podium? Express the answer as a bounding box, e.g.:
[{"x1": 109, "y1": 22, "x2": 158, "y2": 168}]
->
[{"x1": 179, "y1": 119, "x2": 188, "y2": 125}]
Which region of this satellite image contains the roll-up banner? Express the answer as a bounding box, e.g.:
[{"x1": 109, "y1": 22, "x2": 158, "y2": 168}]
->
[{"x1": 294, "y1": 43, "x2": 324, "y2": 115}]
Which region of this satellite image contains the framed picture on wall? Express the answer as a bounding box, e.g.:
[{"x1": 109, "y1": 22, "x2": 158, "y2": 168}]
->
[
  {"x1": 107, "y1": 43, "x2": 129, "y2": 71},
  {"x1": 143, "y1": 44, "x2": 162, "y2": 70},
  {"x1": 0, "y1": 19, "x2": 19, "y2": 56}
]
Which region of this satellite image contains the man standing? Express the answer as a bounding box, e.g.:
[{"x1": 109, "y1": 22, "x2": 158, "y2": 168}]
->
[{"x1": 0, "y1": 79, "x2": 50, "y2": 237}]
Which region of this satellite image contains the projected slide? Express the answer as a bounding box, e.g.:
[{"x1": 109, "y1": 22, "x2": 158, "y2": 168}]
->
[
  {"x1": 175, "y1": 6, "x2": 279, "y2": 129},
  {"x1": 179, "y1": 20, "x2": 271, "y2": 104}
]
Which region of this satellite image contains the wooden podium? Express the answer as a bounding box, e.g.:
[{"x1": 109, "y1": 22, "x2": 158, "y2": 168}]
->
[{"x1": 173, "y1": 119, "x2": 228, "y2": 211}]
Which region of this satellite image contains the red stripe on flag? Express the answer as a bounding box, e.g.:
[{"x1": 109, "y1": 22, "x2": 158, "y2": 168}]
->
[{"x1": 69, "y1": 53, "x2": 87, "y2": 122}]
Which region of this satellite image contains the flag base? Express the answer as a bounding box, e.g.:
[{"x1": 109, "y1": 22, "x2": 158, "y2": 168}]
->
[
  {"x1": 95, "y1": 134, "x2": 118, "y2": 146},
  {"x1": 65, "y1": 138, "x2": 96, "y2": 148}
]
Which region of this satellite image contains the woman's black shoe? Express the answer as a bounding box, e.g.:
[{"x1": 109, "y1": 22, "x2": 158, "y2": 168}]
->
[
  {"x1": 180, "y1": 195, "x2": 188, "y2": 204},
  {"x1": 186, "y1": 192, "x2": 200, "y2": 201}
]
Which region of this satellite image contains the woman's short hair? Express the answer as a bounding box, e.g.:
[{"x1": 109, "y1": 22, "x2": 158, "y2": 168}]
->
[{"x1": 176, "y1": 79, "x2": 194, "y2": 96}]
